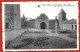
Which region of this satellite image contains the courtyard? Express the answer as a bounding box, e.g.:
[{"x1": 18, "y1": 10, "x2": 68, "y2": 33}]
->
[
  {"x1": 5, "y1": 28, "x2": 77, "y2": 49},
  {"x1": 3, "y1": 2, "x2": 78, "y2": 50}
]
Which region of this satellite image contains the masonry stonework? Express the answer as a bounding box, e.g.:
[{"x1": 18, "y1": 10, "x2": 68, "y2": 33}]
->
[
  {"x1": 5, "y1": 4, "x2": 21, "y2": 30},
  {"x1": 58, "y1": 9, "x2": 66, "y2": 29},
  {"x1": 35, "y1": 13, "x2": 49, "y2": 29}
]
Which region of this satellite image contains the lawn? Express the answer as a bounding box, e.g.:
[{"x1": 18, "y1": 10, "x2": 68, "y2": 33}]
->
[
  {"x1": 68, "y1": 34, "x2": 77, "y2": 39},
  {"x1": 5, "y1": 31, "x2": 77, "y2": 49},
  {"x1": 51, "y1": 30, "x2": 77, "y2": 39},
  {"x1": 59, "y1": 30, "x2": 77, "y2": 39}
]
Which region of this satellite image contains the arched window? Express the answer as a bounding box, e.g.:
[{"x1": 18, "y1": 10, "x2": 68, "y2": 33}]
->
[{"x1": 5, "y1": 18, "x2": 11, "y2": 29}]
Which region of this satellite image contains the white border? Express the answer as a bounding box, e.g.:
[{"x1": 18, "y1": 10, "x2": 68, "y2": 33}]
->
[{"x1": 2, "y1": 1, "x2": 79, "y2": 51}]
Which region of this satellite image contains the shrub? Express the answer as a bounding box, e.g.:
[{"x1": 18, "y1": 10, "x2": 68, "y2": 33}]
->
[
  {"x1": 68, "y1": 35, "x2": 77, "y2": 39},
  {"x1": 21, "y1": 38, "x2": 34, "y2": 44},
  {"x1": 33, "y1": 37, "x2": 49, "y2": 47},
  {"x1": 5, "y1": 41, "x2": 11, "y2": 49},
  {"x1": 13, "y1": 43, "x2": 27, "y2": 49},
  {"x1": 35, "y1": 31, "x2": 42, "y2": 33},
  {"x1": 34, "y1": 40, "x2": 49, "y2": 47},
  {"x1": 13, "y1": 38, "x2": 34, "y2": 49},
  {"x1": 37, "y1": 37, "x2": 49, "y2": 41},
  {"x1": 70, "y1": 41, "x2": 77, "y2": 48}
]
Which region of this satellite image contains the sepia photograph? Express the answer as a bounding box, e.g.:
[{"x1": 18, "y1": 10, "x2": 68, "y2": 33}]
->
[{"x1": 2, "y1": 1, "x2": 79, "y2": 51}]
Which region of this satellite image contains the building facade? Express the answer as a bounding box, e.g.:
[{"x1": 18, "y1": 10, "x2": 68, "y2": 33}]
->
[
  {"x1": 27, "y1": 9, "x2": 77, "y2": 30},
  {"x1": 5, "y1": 4, "x2": 77, "y2": 30},
  {"x1": 5, "y1": 4, "x2": 21, "y2": 30},
  {"x1": 35, "y1": 13, "x2": 49, "y2": 29},
  {"x1": 63, "y1": 19, "x2": 77, "y2": 30}
]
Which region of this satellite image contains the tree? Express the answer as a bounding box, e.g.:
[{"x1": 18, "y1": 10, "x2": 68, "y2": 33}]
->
[
  {"x1": 21, "y1": 14, "x2": 26, "y2": 28},
  {"x1": 24, "y1": 21, "x2": 29, "y2": 31}
]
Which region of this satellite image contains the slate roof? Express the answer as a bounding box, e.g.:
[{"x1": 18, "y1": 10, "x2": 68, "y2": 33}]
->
[
  {"x1": 38, "y1": 13, "x2": 49, "y2": 19},
  {"x1": 64, "y1": 19, "x2": 77, "y2": 24},
  {"x1": 59, "y1": 9, "x2": 66, "y2": 14}
]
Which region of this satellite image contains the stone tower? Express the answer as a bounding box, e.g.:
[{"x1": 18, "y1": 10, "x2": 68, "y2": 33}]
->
[
  {"x1": 58, "y1": 9, "x2": 66, "y2": 29},
  {"x1": 5, "y1": 4, "x2": 21, "y2": 30}
]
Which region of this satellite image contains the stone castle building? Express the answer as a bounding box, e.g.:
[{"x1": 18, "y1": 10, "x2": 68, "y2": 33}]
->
[
  {"x1": 26, "y1": 9, "x2": 77, "y2": 30},
  {"x1": 63, "y1": 19, "x2": 77, "y2": 30},
  {"x1": 35, "y1": 13, "x2": 49, "y2": 29},
  {"x1": 5, "y1": 4, "x2": 77, "y2": 30},
  {"x1": 5, "y1": 4, "x2": 21, "y2": 30}
]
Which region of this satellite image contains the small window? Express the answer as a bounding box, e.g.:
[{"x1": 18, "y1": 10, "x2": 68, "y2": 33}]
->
[
  {"x1": 5, "y1": 22, "x2": 9, "y2": 29},
  {"x1": 72, "y1": 25, "x2": 73, "y2": 30},
  {"x1": 75, "y1": 25, "x2": 77, "y2": 30}
]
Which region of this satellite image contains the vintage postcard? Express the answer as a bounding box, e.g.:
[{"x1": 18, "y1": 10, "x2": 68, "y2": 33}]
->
[{"x1": 2, "y1": 1, "x2": 79, "y2": 51}]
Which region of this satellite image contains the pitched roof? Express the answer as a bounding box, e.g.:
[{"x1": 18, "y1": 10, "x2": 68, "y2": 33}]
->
[
  {"x1": 59, "y1": 9, "x2": 66, "y2": 14},
  {"x1": 64, "y1": 19, "x2": 77, "y2": 24},
  {"x1": 38, "y1": 13, "x2": 49, "y2": 19}
]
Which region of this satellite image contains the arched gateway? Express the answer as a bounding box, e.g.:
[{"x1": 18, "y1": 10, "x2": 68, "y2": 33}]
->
[
  {"x1": 35, "y1": 13, "x2": 49, "y2": 29},
  {"x1": 40, "y1": 22, "x2": 46, "y2": 29}
]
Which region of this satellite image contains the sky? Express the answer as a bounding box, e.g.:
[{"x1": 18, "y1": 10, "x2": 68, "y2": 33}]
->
[
  {"x1": 3, "y1": 1, "x2": 78, "y2": 20},
  {"x1": 20, "y1": 1, "x2": 78, "y2": 20}
]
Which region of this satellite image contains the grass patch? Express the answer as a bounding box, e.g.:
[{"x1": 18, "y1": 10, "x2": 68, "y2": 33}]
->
[
  {"x1": 58, "y1": 30, "x2": 77, "y2": 34},
  {"x1": 23, "y1": 31, "x2": 48, "y2": 34},
  {"x1": 5, "y1": 35, "x2": 77, "y2": 49},
  {"x1": 68, "y1": 35, "x2": 77, "y2": 39},
  {"x1": 51, "y1": 30, "x2": 77, "y2": 34},
  {"x1": 5, "y1": 41, "x2": 11, "y2": 49},
  {"x1": 49, "y1": 37, "x2": 77, "y2": 48}
]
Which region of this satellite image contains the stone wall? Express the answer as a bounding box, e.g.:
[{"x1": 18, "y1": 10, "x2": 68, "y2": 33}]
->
[
  {"x1": 49, "y1": 20, "x2": 59, "y2": 29},
  {"x1": 13, "y1": 4, "x2": 21, "y2": 29},
  {"x1": 5, "y1": 4, "x2": 21, "y2": 30},
  {"x1": 35, "y1": 19, "x2": 49, "y2": 29},
  {"x1": 63, "y1": 23, "x2": 77, "y2": 30},
  {"x1": 28, "y1": 19, "x2": 35, "y2": 28}
]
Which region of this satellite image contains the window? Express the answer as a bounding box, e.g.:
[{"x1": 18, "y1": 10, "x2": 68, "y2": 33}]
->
[
  {"x1": 5, "y1": 22, "x2": 9, "y2": 29},
  {"x1": 75, "y1": 25, "x2": 77, "y2": 30},
  {"x1": 5, "y1": 18, "x2": 11, "y2": 29},
  {"x1": 72, "y1": 25, "x2": 73, "y2": 30}
]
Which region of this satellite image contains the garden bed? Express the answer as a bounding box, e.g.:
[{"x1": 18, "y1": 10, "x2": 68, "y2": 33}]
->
[{"x1": 5, "y1": 35, "x2": 77, "y2": 49}]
